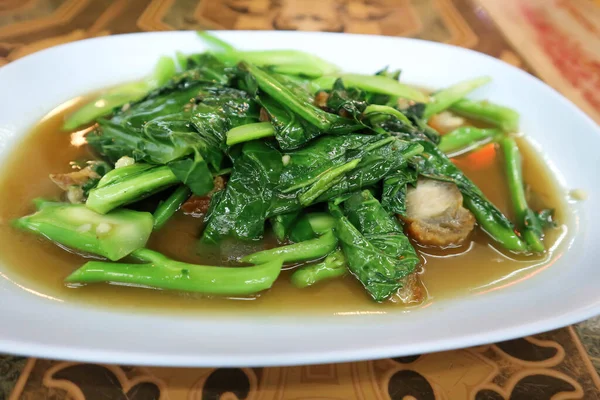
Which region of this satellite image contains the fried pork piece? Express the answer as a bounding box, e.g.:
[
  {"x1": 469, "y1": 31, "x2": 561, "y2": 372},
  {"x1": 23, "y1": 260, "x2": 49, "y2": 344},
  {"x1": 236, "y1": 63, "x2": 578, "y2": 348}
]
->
[
  {"x1": 314, "y1": 91, "x2": 329, "y2": 109},
  {"x1": 181, "y1": 176, "x2": 227, "y2": 216},
  {"x1": 396, "y1": 272, "x2": 425, "y2": 304},
  {"x1": 402, "y1": 179, "x2": 475, "y2": 247},
  {"x1": 49, "y1": 166, "x2": 100, "y2": 191}
]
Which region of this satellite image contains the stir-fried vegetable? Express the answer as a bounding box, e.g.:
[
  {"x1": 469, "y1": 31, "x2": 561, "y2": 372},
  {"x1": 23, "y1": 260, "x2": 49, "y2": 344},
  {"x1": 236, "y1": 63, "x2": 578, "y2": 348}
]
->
[
  {"x1": 451, "y1": 99, "x2": 519, "y2": 132},
  {"x1": 226, "y1": 122, "x2": 275, "y2": 146},
  {"x1": 424, "y1": 76, "x2": 491, "y2": 119},
  {"x1": 329, "y1": 191, "x2": 420, "y2": 302},
  {"x1": 500, "y1": 137, "x2": 546, "y2": 252},
  {"x1": 291, "y1": 250, "x2": 347, "y2": 288},
  {"x1": 153, "y1": 186, "x2": 192, "y2": 230},
  {"x1": 202, "y1": 141, "x2": 282, "y2": 243},
  {"x1": 14, "y1": 200, "x2": 153, "y2": 261},
  {"x1": 87, "y1": 164, "x2": 180, "y2": 214},
  {"x1": 438, "y1": 127, "x2": 501, "y2": 155},
  {"x1": 67, "y1": 249, "x2": 283, "y2": 296},
  {"x1": 17, "y1": 35, "x2": 557, "y2": 303},
  {"x1": 313, "y1": 74, "x2": 428, "y2": 103},
  {"x1": 63, "y1": 56, "x2": 177, "y2": 130},
  {"x1": 242, "y1": 230, "x2": 338, "y2": 265},
  {"x1": 198, "y1": 31, "x2": 339, "y2": 77}
]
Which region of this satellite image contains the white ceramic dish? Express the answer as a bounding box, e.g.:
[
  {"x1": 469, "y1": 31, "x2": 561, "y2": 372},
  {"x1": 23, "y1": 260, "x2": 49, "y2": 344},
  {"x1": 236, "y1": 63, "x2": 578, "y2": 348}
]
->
[{"x1": 0, "y1": 31, "x2": 597, "y2": 367}]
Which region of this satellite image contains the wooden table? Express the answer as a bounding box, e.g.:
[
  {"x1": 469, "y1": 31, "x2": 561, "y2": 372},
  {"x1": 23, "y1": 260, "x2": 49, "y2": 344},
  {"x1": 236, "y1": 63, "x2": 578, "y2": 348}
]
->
[{"x1": 1, "y1": 1, "x2": 600, "y2": 398}]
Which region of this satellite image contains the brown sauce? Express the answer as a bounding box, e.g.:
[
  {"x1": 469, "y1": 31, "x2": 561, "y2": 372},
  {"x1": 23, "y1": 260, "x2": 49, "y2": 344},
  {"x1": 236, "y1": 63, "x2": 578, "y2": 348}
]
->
[{"x1": 0, "y1": 96, "x2": 571, "y2": 315}]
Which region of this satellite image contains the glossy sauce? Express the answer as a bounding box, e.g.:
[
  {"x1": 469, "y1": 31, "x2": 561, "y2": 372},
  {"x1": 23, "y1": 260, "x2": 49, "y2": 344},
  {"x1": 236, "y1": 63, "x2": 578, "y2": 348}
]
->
[{"x1": 0, "y1": 97, "x2": 571, "y2": 315}]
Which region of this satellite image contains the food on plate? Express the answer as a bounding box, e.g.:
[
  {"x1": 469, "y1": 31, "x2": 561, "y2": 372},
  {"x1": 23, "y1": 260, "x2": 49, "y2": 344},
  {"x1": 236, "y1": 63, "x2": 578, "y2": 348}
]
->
[{"x1": 3, "y1": 32, "x2": 563, "y2": 305}]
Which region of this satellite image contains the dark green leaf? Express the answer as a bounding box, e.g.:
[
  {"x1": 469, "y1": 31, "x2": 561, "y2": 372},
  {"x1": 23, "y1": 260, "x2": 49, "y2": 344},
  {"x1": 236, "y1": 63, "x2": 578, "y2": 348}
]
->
[
  {"x1": 325, "y1": 79, "x2": 368, "y2": 119},
  {"x1": 259, "y1": 95, "x2": 321, "y2": 150},
  {"x1": 329, "y1": 193, "x2": 419, "y2": 302},
  {"x1": 381, "y1": 167, "x2": 418, "y2": 216},
  {"x1": 167, "y1": 151, "x2": 214, "y2": 195},
  {"x1": 270, "y1": 211, "x2": 301, "y2": 242},
  {"x1": 268, "y1": 134, "x2": 423, "y2": 215},
  {"x1": 202, "y1": 141, "x2": 283, "y2": 243}
]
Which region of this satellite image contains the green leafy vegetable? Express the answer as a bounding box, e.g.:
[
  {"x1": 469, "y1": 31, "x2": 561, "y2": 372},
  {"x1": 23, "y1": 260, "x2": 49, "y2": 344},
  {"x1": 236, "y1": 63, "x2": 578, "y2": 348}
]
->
[
  {"x1": 198, "y1": 31, "x2": 339, "y2": 77},
  {"x1": 423, "y1": 76, "x2": 491, "y2": 119},
  {"x1": 88, "y1": 73, "x2": 259, "y2": 195},
  {"x1": 270, "y1": 211, "x2": 301, "y2": 242},
  {"x1": 438, "y1": 126, "x2": 501, "y2": 155},
  {"x1": 269, "y1": 134, "x2": 423, "y2": 216},
  {"x1": 241, "y1": 230, "x2": 337, "y2": 265},
  {"x1": 86, "y1": 164, "x2": 180, "y2": 214},
  {"x1": 500, "y1": 137, "x2": 545, "y2": 252},
  {"x1": 63, "y1": 56, "x2": 177, "y2": 130},
  {"x1": 291, "y1": 249, "x2": 347, "y2": 288},
  {"x1": 153, "y1": 185, "x2": 192, "y2": 230},
  {"x1": 325, "y1": 79, "x2": 368, "y2": 118},
  {"x1": 14, "y1": 200, "x2": 153, "y2": 261},
  {"x1": 243, "y1": 63, "x2": 362, "y2": 149},
  {"x1": 313, "y1": 73, "x2": 428, "y2": 103},
  {"x1": 202, "y1": 141, "x2": 282, "y2": 243},
  {"x1": 288, "y1": 212, "x2": 336, "y2": 243},
  {"x1": 329, "y1": 191, "x2": 420, "y2": 302},
  {"x1": 66, "y1": 248, "x2": 283, "y2": 296},
  {"x1": 451, "y1": 99, "x2": 519, "y2": 132},
  {"x1": 381, "y1": 167, "x2": 418, "y2": 216},
  {"x1": 226, "y1": 122, "x2": 275, "y2": 146}
]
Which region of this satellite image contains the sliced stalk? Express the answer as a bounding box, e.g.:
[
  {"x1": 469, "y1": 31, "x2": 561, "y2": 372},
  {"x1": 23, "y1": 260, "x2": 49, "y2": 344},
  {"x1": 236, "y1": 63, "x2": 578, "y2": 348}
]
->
[
  {"x1": 313, "y1": 74, "x2": 428, "y2": 102},
  {"x1": 66, "y1": 249, "x2": 283, "y2": 296},
  {"x1": 451, "y1": 99, "x2": 519, "y2": 132},
  {"x1": 298, "y1": 158, "x2": 362, "y2": 206},
  {"x1": 241, "y1": 231, "x2": 338, "y2": 265},
  {"x1": 63, "y1": 56, "x2": 176, "y2": 130},
  {"x1": 423, "y1": 76, "x2": 491, "y2": 119},
  {"x1": 87, "y1": 165, "x2": 179, "y2": 214},
  {"x1": 153, "y1": 186, "x2": 192, "y2": 230},
  {"x1": 291, "y1": 250, "x2": 347, "y2": 288},
  {"x1": 438, "y1": 127, "x2": 501, "y2": 155},
  {"x1": 226, "y1": 122, "x2": 275, "y2": 146},
  {"x1": 500, "y1": 137, "x2": 545, "y2": 252},
  {"x1": 13, "y1": 201, "x2": 153, "y2": 261}
]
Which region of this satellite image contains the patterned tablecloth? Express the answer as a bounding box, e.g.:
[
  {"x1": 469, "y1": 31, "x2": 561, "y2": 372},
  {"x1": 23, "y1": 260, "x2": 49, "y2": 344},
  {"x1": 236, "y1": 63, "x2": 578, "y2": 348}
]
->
[{"x1": 1, "y1": 1, "x2": 600, "y2": 399}]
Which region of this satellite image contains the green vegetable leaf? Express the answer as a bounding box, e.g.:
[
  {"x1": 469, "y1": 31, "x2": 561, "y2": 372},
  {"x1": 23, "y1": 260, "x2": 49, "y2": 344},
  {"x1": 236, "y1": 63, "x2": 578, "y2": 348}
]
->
[
  {"x1": 63, "y1": 56, "x2": 177, "y2": 130},
  {"x1": 329, "y1": 193, "x2": 419, "y2": 302},
  {"x1": 325, "y1": 79, "x2": 368, "y2": 119},
  {"x1": 202, "y1": 141, "x2": 283, "y2": 243},
  {"x1": 381, "y1": 167, "x2": 418, "y2": 216},
  {"x1": 198, "y1": 31, "x2": 339, "y2": 77},
  {"x1": 167, "y1": 150, "x2": 214, "y2": 195}
]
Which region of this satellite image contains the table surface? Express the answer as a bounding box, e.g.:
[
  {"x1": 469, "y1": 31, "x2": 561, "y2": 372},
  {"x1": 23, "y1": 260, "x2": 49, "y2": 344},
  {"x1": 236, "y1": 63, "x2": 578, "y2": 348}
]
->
[{"x1": 2, "y1": 0, "x2": 600, "y2": 399}]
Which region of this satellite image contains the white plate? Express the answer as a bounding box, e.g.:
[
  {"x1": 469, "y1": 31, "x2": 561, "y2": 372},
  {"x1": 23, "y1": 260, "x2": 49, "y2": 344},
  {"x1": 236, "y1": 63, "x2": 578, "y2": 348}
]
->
[{"x1": 0, "y1": 31, "x2": 597, "y2": 367}]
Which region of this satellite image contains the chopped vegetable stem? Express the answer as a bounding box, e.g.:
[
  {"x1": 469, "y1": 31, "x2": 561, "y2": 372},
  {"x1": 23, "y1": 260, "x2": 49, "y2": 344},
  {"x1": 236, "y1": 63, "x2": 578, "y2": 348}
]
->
[
  {"x1": 241, "y1": 231, "x2": 338, "y2": 265},
  {"x1": 66, "y1": 249, "x2": 283, "y2": 296},
  {"x1": 226, "y1": 122, "x2": 275, "y2": 146},
  {"x1": 87, "y1": 165, "x2": 180, "y2": 214},
  {"x1": 291, "y1": 250, "x2": 346, "y2": 288},
  {"x1": 438, "y1": 126, "x2": 501, "y2": 155},
  {"x1": 313, "y1": 74, "x2": 428, "y2": 102},
  {"x1": 451, "y1": 99, "x2": 519, "y2": 132},
  {"x1": 153, "y1": 186, "x2": 192, "y2": 230},
  {"x1": 424, "y1": 76, "x2": 491, "y2": 119},
  {"x1": 500, "y1": 137, "x2": 545, "y2": 252}
]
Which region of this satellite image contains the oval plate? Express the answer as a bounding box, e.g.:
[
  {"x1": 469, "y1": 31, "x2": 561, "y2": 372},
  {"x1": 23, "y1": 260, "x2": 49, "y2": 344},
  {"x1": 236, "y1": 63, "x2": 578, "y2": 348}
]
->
[{"x1": 0, "y1": 31, "x2": 597, "y2": 367}]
